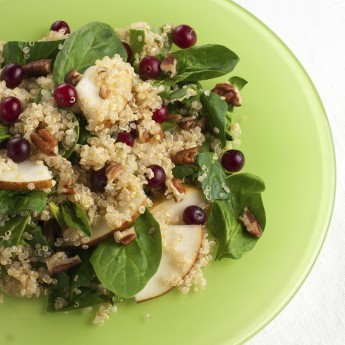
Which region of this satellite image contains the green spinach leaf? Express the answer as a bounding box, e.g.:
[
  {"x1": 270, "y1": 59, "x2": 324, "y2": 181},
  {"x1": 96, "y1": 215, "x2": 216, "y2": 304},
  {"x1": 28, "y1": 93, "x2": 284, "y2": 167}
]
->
[
  {"x1": 70, "y1": 251, "x2": 95, "y2": 290},
  {"x1": 208, "y1": 173, "x2": 266, "y2": 259},
  {"x1": 0, "y1": 124, "x2": 11, "y2": 144},
  {"x1": 229, "y1": 76, "x2": 248, "y2": 90},
  {"x1": 0, "y1": 214, "x2": 30, "y2": 247},
  {"x1": 200, "y1": 92, "x2": 228, "y2": 147},
  {"x1": 90, "y1": 209, "x2": 161, "y2": 298},
  {"x1": 129, "y1": 29, "x2": 145, "y2": 60},
  {"x1": 25, "y1": 223, "x2": 50, "y2": 249},
  {"x1": 172, "y1": 164, "x2": 198, "y2": 179},
  {"x1": 60, "y1": 202, "x2": 92, "y2": 236},
  {"x1": 0, "y1": 190, "x2": 48, "y2": 214},
  {"x1": 76, "y1": 114, "x2": 91, "y2": 145},
  {"x1": 53, "y1": 22, "x2": 127, "y2": 84},
  {"x1": 2, "y1": 40, "x2": 64, "y2": 66},
  {"x1": 161, "y1": 122, "x2": 177, "y2": 131},
  {"x1": 49, "y1": 202, "x2": 67, "y2": 229}
]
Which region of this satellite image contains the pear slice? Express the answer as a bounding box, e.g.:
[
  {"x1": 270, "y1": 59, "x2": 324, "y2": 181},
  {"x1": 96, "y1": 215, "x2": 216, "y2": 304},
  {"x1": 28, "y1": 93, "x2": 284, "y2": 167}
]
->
[
  {"x1": 135, "y1": 224, "x2": 202, "y2": 302},
  {"x1": 0, "y1": 159, "x2": 52, "y2": 190}
]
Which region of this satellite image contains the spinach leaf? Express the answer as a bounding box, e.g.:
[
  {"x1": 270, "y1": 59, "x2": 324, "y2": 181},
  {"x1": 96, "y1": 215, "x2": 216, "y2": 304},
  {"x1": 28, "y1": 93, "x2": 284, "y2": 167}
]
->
[
  {"x1": 34, "y1": 88, "x2": 44, "y2": 104},
  {"x1": 200, "y1": 92, "x2": 228, "y2": 147},
  {"x1": 0, "y1": 215, "x2": 30, "y2": 247},
  {"x1": 0, "y1": 124, "x2": 11, "y2": 144},
  {"x1": 49, "y1": 202, "x2": 67, "y2": 229},
  {"x1": 208, "y1": 173, "x2": 266, "y2": 260},
  {"x1": 229, "y1": 76, "x2": 248, "y2": 90},
  {"x1": 161, "y1": 122, "x2": 177, "y2": 131},
  {"x1": 90, "y1": 209, "x2": 162, "y2": 298},
  {"x1": 63, "y1": 113, "x2": 79, "y2": 158},
  {"x1": 225, "y1": 111, "x2": 233, "y2": 141},
  {"x1": 53, "y1": 22, "x2": 127, "y2": 84},
  {"x1": 0, "y1": 190, "x2": 48, "y2": 214},
  {"x1": 70, "y1": 251, "x2": 95, "y2": 290},
  {"x1": 60, "y1": 202, "x2": 92, "y2": 236},
  {"x1": 129, "y1": 29, "x2": 145, "y2": 60},
  {"x1": 197, "y1": 152, "x2": 230, "y2": 201},
  {"x1": 161, "y1": 44, "x2": 239, "y2": 85},
  {"x1": 47, "y1": 272, "x2": 70, "y2": 290},
  {"x1": 25, "y1": 223, "x2": 50, "y2": 249},
  {"x1": 167, "y1": 88, "x2": 189, "y2": 100},
  {"x1": 76, "y1": 114, "x2": 91, "y2": 145},
  {"x1": 2, "y1": 40, "x2": 64, "y2": 66},
  {"x1": 172, "y1": 164, "x2": 198, "y2": 179}
]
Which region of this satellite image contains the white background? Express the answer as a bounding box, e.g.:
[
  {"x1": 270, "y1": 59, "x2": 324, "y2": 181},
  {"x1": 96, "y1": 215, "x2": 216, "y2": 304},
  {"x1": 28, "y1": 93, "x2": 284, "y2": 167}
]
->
[{"x1": 231, "y1": 1, "x2": 345, "y2": 344}]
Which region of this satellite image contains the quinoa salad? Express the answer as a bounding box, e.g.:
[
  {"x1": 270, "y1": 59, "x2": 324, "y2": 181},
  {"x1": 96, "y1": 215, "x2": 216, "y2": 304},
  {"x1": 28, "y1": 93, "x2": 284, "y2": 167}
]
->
[{"x1": 0, "y1": 20, "x2": 266, "y2": 324}]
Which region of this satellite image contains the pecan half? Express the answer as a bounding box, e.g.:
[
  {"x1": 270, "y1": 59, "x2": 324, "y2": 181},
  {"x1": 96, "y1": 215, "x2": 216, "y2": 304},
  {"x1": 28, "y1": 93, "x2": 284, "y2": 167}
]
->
[
  {"x1": 99, "y1": 86, "x2": 111, "y2": 99},
  {"x1": 60, "y1": 177, "x2": 76, "y2": 195},
  {"x1": 239, "y1": 207, "x2": 263, "y2": 238},
  {"x1": 178, "y1": 115, "x2": 207, "y2": 130},
  {"x1": 30, "y1": 128, "x2": 58, "y2": 156},
  {"x1": 171, "y1": 146, "x2": 199, "y2": 164},
  {"x1": 46, "y1": 252, "x2": 81, "y2": 274},
  {"x1": 22, "y1": 59, "x2": 52, "y2": 77},
  {"x1": 211, "y1": 83, "x2": 242, "y2": 107},
  {"x1": 106, "y1": 163, "x2": 124, "y2": 183},
  {"x1": 160, "y1": 54, "x2": 177, "y2": 77},
  {"x1": 172, "y1": 178, "x2": 186, "y2": 194},
  {"x1": 65, "y1": 69, "x2": 83, "y2": 85},
  {"x1": 114, "y1": 227, "x2": 137, "y2": 245}
]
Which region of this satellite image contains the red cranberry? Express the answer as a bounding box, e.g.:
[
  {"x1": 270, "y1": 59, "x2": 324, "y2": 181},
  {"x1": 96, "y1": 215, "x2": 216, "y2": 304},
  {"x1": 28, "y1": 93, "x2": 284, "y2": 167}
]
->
[
  {"x1": 183, "y1": 205, "x2": 206, "y2": 225},
  {"x1": 152, "y1": 105, "x2": 168, "y2": 123},
  {"x1": 146, "y1": 164, "x2": 166, "y2": 188},
  {"x1": 221, "y1": 149, "x2": 245, "y2": 172},
  {"x1": 53, "y1": 83, "x2": 78, "y2": 107},
  {"x1": 90, "y1": 167, "x2": 107, "y2": 193},
  {"x1": 50, "y1": 20, "x2": 70, "y2": 34},
  {"x1": 0, "y1": 64, "x2": 24, "y2": 89},
  {"x1": 172, "y1": 25, "x2": 197, "y2": 49},
  {"x1": 117, "y1": 132, "x2": 135, "y2": 147},
  {"x1": 0, "y1": 97, "x2": 22, "y2": 124},
  {"x1": 6, "y1": 137, "x2": 31, "y2": 163},
  {"x1": 139, "y1": 56, "x2": 161, "y2": 80}
]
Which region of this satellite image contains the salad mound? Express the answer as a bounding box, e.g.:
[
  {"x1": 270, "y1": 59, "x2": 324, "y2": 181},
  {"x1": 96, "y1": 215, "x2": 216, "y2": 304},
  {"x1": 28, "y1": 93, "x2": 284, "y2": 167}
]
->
[{"x1": 0, "y1": 20, "x2": 265, "y2": 324}]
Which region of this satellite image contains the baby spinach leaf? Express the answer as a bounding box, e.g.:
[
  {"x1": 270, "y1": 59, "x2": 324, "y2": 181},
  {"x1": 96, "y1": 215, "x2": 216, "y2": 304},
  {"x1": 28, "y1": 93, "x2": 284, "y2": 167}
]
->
[
  {"x1": 49, "y1": 202, "x2": 67, "y2": 230},
  {"x1": 172, "y1": 164, "x2": 198, "y2": 179},
  {"x1": 0, "y1": 190, "x2": 48, "y2": 214},
  {"x1": 47, "y1": 272, "x2": 70, "y2": 290},
  {"x1": 60, "y1": 201, "x2": 92, "y2": 236},
  {"x1": 76, "y1": 114, "x2": 91, "y2": 146},
  {"x1": 70, "y1": 251, "x2": 95, "y2": 290},
  {"x1": 25, "y1": 223, "x2": 50, "y2": 249},
  {"x1": 0, "y1": 124, "x2": 11, "y2": 144},
  {"x1": 2, "y1": 40, "x2": 64, "y2": 66},
  {"x1": 208, "y1": 173, "x2": 266, "y2": 260},
  {"x1": 200, "y1": 92, "x2": 228, "y2": 147},
  {"x1": 197, "y1": 152, "x2": 230, "y2": 201},
  {"x1": 0, "y1": 214, "x2": 30, "y2": 247},
  {"x1": 53, "y1": 22, "x2": 127, "y2": 84},
  {"x1": 161, "y1": 122, "x2": 177, "y2": 131},
  {"x1": 161, "y1": 44, "x2": 239, "y2": 85},
  {"x1": 90, "y1": 209, "x2": 162, "y2": 298},
  {"x1": 129, "y1": 29, "x2": 145, "y2": 60},
  {"x1": 229, "y1": 76, "x2": 248, "y2": 91},
  {"x1": 167, "y1": 88, "x2": 189, "y2": 100}
]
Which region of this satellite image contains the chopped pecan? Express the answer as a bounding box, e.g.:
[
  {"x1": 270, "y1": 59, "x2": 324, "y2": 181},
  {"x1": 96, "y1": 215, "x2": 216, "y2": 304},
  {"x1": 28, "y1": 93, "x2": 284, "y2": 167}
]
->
[
  {"x1": 22, "y1": 59, "x2": 52, "y2": 77},
  {"x1": 172, "y1": 178, "x2": 186, "y2": 194},
  {"x1": 239, "y1": 207, "x2": 263, "y2": 238},
  {"x1": 114, "y1": 227, "x2": 137, "y2": 245},
  {"x1": 30, "y1": 128, "x2": 58, "y2": 156},
  {"x1": 65, "y1": 69, "x2": 83, "y2": 85},
  {"x1": 211, "y1": 83, "x2": 242, "y2": 107},
  {"x1": 106, "y1": 163, "x2": 124, "y2": 183},
  {"x1": 166, "y1": 114, "x2": 182, "y2": 123},
  {"x1": 46, "y1": 252, "x2": 81, "y2": 274},
  {"x1": 160, "y1": 54, "x2": 177, "y2": 77},
  {"x1": 171, "y1": 146, "x2": 199, "y2": 164},
  {"x1": 178, "y1": 115, "x2": 207, "y2": 130},
  {"x1": 99, "y1": 86, "x2": 111, "y2": 99},
  {"x1": 60, "y1": 177, "x2": 76, "y2": 195}
]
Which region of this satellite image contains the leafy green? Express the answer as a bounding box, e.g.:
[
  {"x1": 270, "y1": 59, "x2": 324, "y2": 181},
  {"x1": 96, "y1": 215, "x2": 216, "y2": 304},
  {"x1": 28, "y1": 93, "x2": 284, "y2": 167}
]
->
[
  {"x1": 2, "y1": 40, "x2": 64, "y2": 66},
  {"x1": 0, "y1": 190, "x2": 48, "y2": 214},
  {"x1": 167, "y1": 88, "x2": 189, "y2": 100},
  {"x1": 0, "y1": 124, "x2": 11, "y2": 144},
  {"x1": 200, "y1": 92, "x2": 228, "y2": 147},
  {"x1": 197, "y1": 152, "x2": 230, "y2": 201},
  {"x1": 129, "y1": 29, "x2": 145, "y2": 60},
  {"x1": 90, "y1": 209, "x2": 162, "y2": 298},
  {"x1": 60, "y1": 202, "x2": 92, "y2": 236},
  {"x1": 34, "y1": 88, "x2": 44, "y2": 104},
  {"x1": 151, "y1": 25, "x2": 172, "y2": 54},
  {"x1": 76, "y1": 114, "x2": 91, "y2": 145},
  {"x1": 53, "y1": 22, "x2": 127, "y2": 84},
  {"x1": 70, "y1": 251, "x2": 95, "y2": 290},
  {"x1": 160, "y1": 44, "x2": 239, "y2": 85},
  {"x1": 48, "y1": 272, "x2": 71, "y2": 290},
  {"x1": 172, "y1": 164, "x2": 198, "y2": 179},
  {"x1": 161, "y1": 122, "x2": 177, "y2": 131},
  {"x1": 25, "y1": 223, "x2": 50, "y2": 249},
  {"x1": 207, "y1": 174, "x2": 266, "y2": 259},
  {"x1": 229, "y1": 76, "x2": 248, "y2": 90},
  {"x1": 49, "y1": 202, "x2": 67, "y2": 229},
  {"x1": 0, "y1": 215, "x2": 30, "y2": 247}
]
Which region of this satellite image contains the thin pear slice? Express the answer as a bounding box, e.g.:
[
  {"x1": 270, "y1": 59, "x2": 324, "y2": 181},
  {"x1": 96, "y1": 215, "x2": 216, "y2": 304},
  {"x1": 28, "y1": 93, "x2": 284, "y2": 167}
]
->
[
  {"x1": 135, "y1": 224, "x2": 202, "y2": 302},
  {"x1": 0, "y1": 159, "x2": 52, "y2": 190}
]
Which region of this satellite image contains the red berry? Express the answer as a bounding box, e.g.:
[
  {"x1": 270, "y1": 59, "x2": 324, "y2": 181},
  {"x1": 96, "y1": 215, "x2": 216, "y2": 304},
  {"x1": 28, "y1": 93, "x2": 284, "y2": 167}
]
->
[
  {"x1": 146, "y1": 165, "x2": 166, "y2": 188},
  {"x1": 221, "y1": 149, "x2": 245, "y2": 172},
  {"x1": 139, "y1": 56, "x2": 161, "y2": 80},
  {"x1": 6, "y1": 137, "x2": 31, "y2": 163},
  {"x1": 122, "y1": 42, "x2": 133, "y2": 63},
  {"x1": 0, "y1": 64, "x2": 24, "y2": 89},
  {"x1": 53, "y1": 83, "x2": 78, "y2": 107},
  {"x1": 152, "y1": 105, "x2": 168, "y2": 123},
  {"x1": 183, "y1": 205, "x2": 206, "y2": 225},
  {"x1": 172, "y1": 25, "x2": 197, "y2": 49},
  {"x1": 90, "y1": 167, "x2": 107, "y2": 193},
  {"x1": 0, "y1": 97, "x2": 22, "y2": 124},
  {"x1": 50, "y1": 20, "x2": 70, "y2": 34},
  {"x1": 117, "y1": 131, "x2": 135, "y2": 147}
]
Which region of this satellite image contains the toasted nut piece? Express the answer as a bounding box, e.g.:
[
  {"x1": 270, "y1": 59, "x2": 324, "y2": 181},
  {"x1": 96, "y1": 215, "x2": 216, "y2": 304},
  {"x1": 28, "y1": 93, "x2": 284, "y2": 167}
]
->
[
  {"x1": 211, "y1": 82, "x2": 242, "y2": 107},
  {"x1": 30, "y1": 128, "x2": 58, "y2": 156},
  {"x1": 160, "y1": 54, "x2": 177, "y2": 77},
  {"x1": 65, "y1": 69, "x2": 83, "y2": 85},
  {"x1": 99, "y1": 86, "x2": 111, "y2": 99},
  {"x1": 172, "y1": 178, "x2": 186, "y2": 194},
  {"x1": 46, "y1": 252, "x2": 81, "y2": 274},
  {"x1": 114, "y1": 227, "x2": 137, "y2": 245},
  {"x1": 239, "y1": 207, "x2": 263, "y2": 238},
  {"x1": 22, "y1": 59, "x2": 52, "y2": 77},
  {"x1": 157, "y1": 124, "x2": 164, "y2": 141},
  {"x1": 166, "y1": 114, "x2": 182, "y2": 123},
  {"x1": 106, "y1": 163, "x2": 124, "y2": 183},
  {"x1": 60, "y1": 177, "x2": 76, "y2": 195},
  {"x1": 171, "y1": 146, "x2": 199, "y2": 164}
]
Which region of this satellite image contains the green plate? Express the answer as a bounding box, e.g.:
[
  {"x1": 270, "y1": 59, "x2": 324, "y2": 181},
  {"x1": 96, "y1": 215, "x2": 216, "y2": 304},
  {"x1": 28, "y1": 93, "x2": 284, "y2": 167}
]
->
[{"x1": 0, "y1": 0, "x2": 335, "y2": 344}]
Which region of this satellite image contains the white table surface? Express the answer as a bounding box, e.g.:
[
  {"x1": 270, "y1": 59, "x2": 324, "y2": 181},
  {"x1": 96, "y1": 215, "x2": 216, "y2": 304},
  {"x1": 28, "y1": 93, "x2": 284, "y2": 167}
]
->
[{"x1": 231, "y1": 1, "x2": 345, "y2": 344}]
